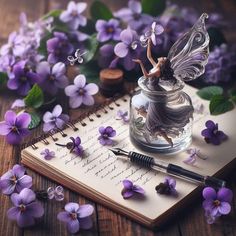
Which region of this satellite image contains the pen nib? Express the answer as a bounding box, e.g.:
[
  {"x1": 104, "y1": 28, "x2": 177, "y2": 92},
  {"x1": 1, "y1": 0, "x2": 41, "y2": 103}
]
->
[{"x1": 109, "y1": 148, "x2": 129, "y2": 156}]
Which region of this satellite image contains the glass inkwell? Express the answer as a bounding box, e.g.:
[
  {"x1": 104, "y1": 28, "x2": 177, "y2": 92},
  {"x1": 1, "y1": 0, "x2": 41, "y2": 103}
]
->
[{"x1": 130, "y1": 13, "x2": 210, "y2": 154}]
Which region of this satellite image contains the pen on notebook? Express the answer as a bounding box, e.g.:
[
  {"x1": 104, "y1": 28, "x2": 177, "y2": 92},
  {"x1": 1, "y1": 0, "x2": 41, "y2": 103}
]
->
[{"x1": 109, "y1": 148, "x2": 226, "y2": 188}]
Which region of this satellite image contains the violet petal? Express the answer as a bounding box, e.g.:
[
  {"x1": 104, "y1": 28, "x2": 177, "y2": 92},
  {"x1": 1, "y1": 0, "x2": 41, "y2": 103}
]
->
[{"x1": 77, "y1": 204, "x2": 94, "y2": 218}]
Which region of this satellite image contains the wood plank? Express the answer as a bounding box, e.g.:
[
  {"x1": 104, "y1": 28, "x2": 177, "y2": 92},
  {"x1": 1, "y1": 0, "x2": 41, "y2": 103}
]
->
[
  {"x1": 47, "y1": 0, "x2": 128, "y2": 16},
  {"x1": 0, "y1": 0, "x2": 46, "y2": 40},
  {"x1": 97, "y1": 205, "x2": 180, "y2": 236},
  {"x1": 0, "y1": 91, "x2": 23, "y2": 236}
]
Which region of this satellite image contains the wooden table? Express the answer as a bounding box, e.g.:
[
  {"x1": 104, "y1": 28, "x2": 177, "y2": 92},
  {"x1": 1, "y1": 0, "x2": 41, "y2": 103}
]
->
[{"x1": 0, "y1": 0, "x2": 236, "y2": 235}]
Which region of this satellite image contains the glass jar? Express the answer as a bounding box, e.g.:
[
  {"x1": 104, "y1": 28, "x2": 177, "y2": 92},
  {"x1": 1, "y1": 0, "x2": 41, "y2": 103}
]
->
[{"x1": 129, "y1": 77, "x2": 194, "y2": 154}]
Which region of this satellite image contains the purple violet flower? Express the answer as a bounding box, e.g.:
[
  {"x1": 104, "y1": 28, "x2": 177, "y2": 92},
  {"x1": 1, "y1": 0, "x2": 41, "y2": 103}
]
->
[
  {"x1": 114, "y1": 0, "x2": 153, "y2": 32},
  {"x1": 43, "y1": 104, "x2": 69, "y2": 132},
  {"x1": 116, "y1": 110, "x2": 129, "y2": 123},
  {"x1": 55, "y1": 136, "x2": 84, "y2": 156},
  {"x1": 98, "y1": 126, "x2": 116, "y2": 146},
  {"x1": 98, "y1": 44, "x2": 118, "y2": 69},
  {"x1": 59, "y1": 1, "x2": 87, "y2": 30},
  {"x1": 0, "y1": 54, "x2": 15, "y2": 79},
  {"x1": 7, "y1": 61, "x2": 40, "y2": 96},
  {"x1": 203, "y1": 44, "x2": 236, "y2": 84},
  {"x1": 0, "y1": 31, "x2": 25, "y2": 57},
  {"x1": 47, "y1": 32, "x2": 74, "y2": 64},
  {"x1": 140, "y1": 22, "x2": 164, "y2": 46},
  {"x1": 201, "y1": 120, "x2": 227, "y2": 145},
  {"x1": 36, "y1": 61, "x2": 68, "y2": 95},
  {"x1": 0, "y1": 164, "x2": 32, "y2": 195},
  {"x1": 69, "y1": 137, "x2": 83, "y2": 156},
  {"x1": 121, "y1": 179, "x2": 145, "y2": 199},
  {"x1": 114, "y1": 28, "x2": 141, "y2": 71},
  {"x1": 183, "y1": 148, "x2": 208, "y2": 165},
  {"x1": 64, "y1": 74, "x2": 99, "y2": 108},
  {"x1": 11, "y1": 99, "x2": 25, "y2": 109},
  {"x1": 57, "y1": 202, "x2": 94, "y2": 234},
  {"x1": 0, "y1": 110, "x2": 31, "y2": 145},
  {"x1": 7, "y1": 188, "x2": 44, "y2": 228},
  {"x1": 40, "y1": 149, "x2": 55, "y2": 160},
  {"x1": 96, "y1": 19, "x2": 121, "y2": 43},
  {"x1": 155, "y1": 177, "x2": 178, "y2": 196},
  {"x1": 202, "y1": 187, "x2": 233, "y2": 224}
]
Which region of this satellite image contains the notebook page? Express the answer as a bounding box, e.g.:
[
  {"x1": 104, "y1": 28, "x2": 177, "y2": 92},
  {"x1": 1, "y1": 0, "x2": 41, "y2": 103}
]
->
[{"x1": 22, "y1": 85, "x2": 236, "y2": 220}]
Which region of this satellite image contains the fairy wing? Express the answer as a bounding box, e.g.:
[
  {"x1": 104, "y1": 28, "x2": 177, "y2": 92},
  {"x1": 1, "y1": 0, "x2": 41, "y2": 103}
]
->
[{"x1": 167, "y1": 13, "x2": 210, "y2": 81}]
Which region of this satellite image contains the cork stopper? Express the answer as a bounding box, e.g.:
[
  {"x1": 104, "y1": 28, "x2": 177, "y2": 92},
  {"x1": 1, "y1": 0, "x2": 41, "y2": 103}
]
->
[
  {"x1": 100, "y1": 69, "x2": 123, "y2": 85},
  {"x1": 99, "y1": 68, "x2": 124, "y2": 97}
]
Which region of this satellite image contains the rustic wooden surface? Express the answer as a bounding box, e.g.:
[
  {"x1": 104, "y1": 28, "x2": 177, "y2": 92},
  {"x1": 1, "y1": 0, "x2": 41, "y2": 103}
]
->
[{"x1": 0, "y1": 0, "x2": 236, "y2": 235}]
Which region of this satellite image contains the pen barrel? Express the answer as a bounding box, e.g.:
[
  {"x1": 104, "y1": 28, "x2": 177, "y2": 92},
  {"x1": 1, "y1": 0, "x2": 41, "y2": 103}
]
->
[
  {"x1": 168, "y1": 164, "x2": 226, "y2": 188},
  {"x1": 204, "y1": 176, "x2": 226, "y2": 188},
  {"x1": 129, "y1": 152, "x2": 155, "y2": 168},
  {"x1": 168, "y1": 164, "x2": 203, "y2": 183}
]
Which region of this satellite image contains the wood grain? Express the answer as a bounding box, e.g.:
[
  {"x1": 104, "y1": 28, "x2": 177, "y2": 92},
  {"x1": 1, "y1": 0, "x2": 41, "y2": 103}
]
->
[{"x1": 0, "y1": 0, "x2": 236, "y2": 236}]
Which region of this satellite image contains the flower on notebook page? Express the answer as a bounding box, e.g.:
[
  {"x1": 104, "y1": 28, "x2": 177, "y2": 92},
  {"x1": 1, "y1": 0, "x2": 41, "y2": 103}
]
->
[
  {"x1": 183, "y1": 148, "x2": 208, "y2": 165},
  {"x1": 64, "y1": 74, "x2": 99, "y2": 108},
  {"x1": 56, "y1": 136, "x2": 84, "y2": 156},
  {"x1": 116, "y1": 110, "x2": 129, "y2": 123},
  {"x1": 0, "y1": 110, "x2": 31, "y2": 145},
  {"x1": 7, "y1": 188, "x2": 44, "y2": 228},
  {"x1": 98, "y1": 126, "x2": 116, "y2": 145},
  {"x1": 0, "y1": 164, "x2": 32, "y2": 195},
  {"x1": 69, "y1": 137, "x2": 84, "y2": 156},
  {"x1": 40, "y1": 148, "x2": 55, "y2": 160},
  {"x1": 47, "y1": 185, "x2": 64, "y2": 201},
  {"x1": 43, "y1": 104, "x2": 69, "y2": 132},
  {"x1": 201, "y1": 120, "x2": 227, "y2": 145},
  {"x1": 155, "y1": 177, "x2": 178, "y2": 196},
  {"x1": 57, "y1": 202, "x2": 94, "y2": 234},
  {"x1": 121, "y1": 179, "x2": 145, "y2": 199},
  {"x1": 202, "y1": 187, "x2": 233, "y2": 224}
]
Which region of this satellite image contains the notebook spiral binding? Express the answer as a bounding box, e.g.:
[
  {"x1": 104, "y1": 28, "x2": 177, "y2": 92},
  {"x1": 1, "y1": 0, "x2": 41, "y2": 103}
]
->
[{"x1": 20, "y1": 93, "x2": 133, "y2": 151}]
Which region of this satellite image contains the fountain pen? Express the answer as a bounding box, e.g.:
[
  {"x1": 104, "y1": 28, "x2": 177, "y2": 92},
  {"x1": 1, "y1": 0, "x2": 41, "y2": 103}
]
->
[{"x1": 109, "y1": 148, "x2": 226, "y2": 188}]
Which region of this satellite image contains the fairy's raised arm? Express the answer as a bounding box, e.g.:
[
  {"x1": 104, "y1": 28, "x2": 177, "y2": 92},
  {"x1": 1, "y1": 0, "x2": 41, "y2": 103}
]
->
[{"x1": 167, "y1": 13, "x2": 210, "y2": 81}]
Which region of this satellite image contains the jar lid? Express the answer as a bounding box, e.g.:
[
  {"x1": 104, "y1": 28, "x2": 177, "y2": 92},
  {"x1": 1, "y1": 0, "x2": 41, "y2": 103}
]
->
[{"x1": 100, "y1": 68, "x2": 123, "y2": 85}]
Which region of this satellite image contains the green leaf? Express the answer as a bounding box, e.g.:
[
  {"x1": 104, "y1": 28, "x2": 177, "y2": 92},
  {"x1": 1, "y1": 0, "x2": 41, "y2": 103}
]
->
[
  {"x1": 38, "y1": 32, "x2": 52, "y2": 56},
  {"x1": 24, "y1": 84, "x2": 44, "y2": 109},
  {"x1": 0, "y1": 72, "x2": 8, "y2": 87},
  {"x1": 197, "y1": 86, "x2": 223, "y2": 100},
  {"x1": 28, "y1": 112, "x2": 41, "y2": 130},
  {"x1": 42, "y1": 9, "x2": 69, "y2": 33},
  {"x1": 90, "y1": 1, "x2": 113, "y2": 21},
  {"x1": 83, "y1": 34, "x2": 99, "y2": 63},
  {"x1": 142, "y1": 0, "x2": 166, "y2": 16},
  {"x1": 42, "y1": 9, "x2": 62, "y2": 20},
  {"x1": 231, "y1": 96, "x2": 236, "y2": 104},
  {"x1": 209, "y1": 95, "x2": 234, "y2": 115},
  {"x1": 80, "y1": 19, "x2": 96, "y2": 34},
  {"x1": 79, "y1": 62, "x2": 100, "y2": 83}
]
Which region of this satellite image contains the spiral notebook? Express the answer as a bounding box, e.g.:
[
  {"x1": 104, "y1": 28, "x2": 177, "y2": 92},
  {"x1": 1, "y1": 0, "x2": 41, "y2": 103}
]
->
[{"x1": 21, "y1": 85, "x2": 236, "y2": 228}]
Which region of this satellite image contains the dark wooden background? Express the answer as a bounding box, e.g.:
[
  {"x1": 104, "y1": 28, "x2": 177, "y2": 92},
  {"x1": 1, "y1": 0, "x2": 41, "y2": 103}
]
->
[{"x1": 0, "y1": 0, "x2": 236, "y2": 235}]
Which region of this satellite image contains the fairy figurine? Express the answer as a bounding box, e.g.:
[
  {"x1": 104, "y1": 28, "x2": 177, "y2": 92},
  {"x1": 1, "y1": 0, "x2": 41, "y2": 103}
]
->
[{"x1": 130, "y1": 13, "x2": 209, "y2": 150}]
